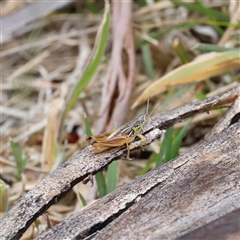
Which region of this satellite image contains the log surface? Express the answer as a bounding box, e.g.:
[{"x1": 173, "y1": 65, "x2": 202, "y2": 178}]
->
[
  {"x1": 35, "y1": 121, "x2": 240, "y2": 240},
  {"x1": 0, "y1": 86, "x2": 239, "y2": 240}
]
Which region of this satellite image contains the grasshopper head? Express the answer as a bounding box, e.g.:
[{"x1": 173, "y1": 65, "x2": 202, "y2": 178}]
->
[{"x1": 132, "y1": 114, "x2": 146, "y2": 133}]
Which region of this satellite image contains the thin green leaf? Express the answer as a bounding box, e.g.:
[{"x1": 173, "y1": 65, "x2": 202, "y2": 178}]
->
[
  {"x1": 156, "y1": 140, "x2": 166, "y2": 167},
  {"x1": 203, "y1": 20, "x2": 239, "y2": 28},
  {"x1": 10, "y1": 141, "x2": 21, "y2": 162},
  {"x1": 107, "y1": 161, "x2": 118, "y2": 194},
  {"x1": 171, "y1": 0, "x2": 229, "y2": 22},
  {"x1": 96, "y1": 172, "x2": 107, "y2": 197},
  {"x1": 141, "y1": 43, "x2": 155, "y2": 79},
  {"x1": 0, "y1": 179, "x2": 9, "y2": 212},
  {"x1": 84, "y1": 113, "x2": 93, "y2": 137},
  {"x1": 83, "y1": 0, "x2": 97, "y2": 14},
  {"x1": 65, "y1": 5, "x2": 110, "y2": 115},
  {"x1": 194, "y1": 43, "x2": 237, "y2": 52},
  {"x1": 57, "y1": 1, "x2": 110, "y2": 142},
  {"x1": 195, "y1": 0, "x2": 223, "y2": 34},
  {"x1": 172, "y1": 38, "x2": 190, "y2": 64},
  {"x1": 170, "y1": 119, "x2": 192, "y2": 159},
  {"x1": 10, "y1": 141, "x2": 29, "y2": 181},
  {"x1": 164, "y1": 127, "x2": 174, "y2": 162},
  {"x1": 34, "y1": 219, "x2": 41, "y2": 230},
  {"x1": 139, "y1": 153, "x2": 158, "y2": 176},
  {"x1": 195, "y1": 92, "x2": 206, "y2": 100},
  {"x1": 79, "y1": 192, "x2": 87, "y2": 207},
  {"x1": 156, "y1": 127, "x2": 173, "y2": 167},
  {"x1": 136, "y1": 23, "x2": 195, "y2": 46},
  {"x1": 138, "y1": 0, "x2": 147, "y2": 6}
]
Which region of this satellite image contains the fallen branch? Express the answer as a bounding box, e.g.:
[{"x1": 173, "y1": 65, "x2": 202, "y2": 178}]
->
[
  {"x1": 0, "y1": 85, "x2": 239, "y2": 240},
  {"x1": 37, "y1": 92, "x2": 240, "y2": 239}
]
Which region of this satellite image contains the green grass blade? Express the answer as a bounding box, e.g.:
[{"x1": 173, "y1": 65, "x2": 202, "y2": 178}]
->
[
  {"x1": 57, "y1": 1, "x2": 110, "y2": 142},
  {"x1": 107, "y1": 161, "x2": 118, "y2": 194},
  {"x1": 164, "y1": 127, "x2": 174, "y2": 162},
  {"x1": 141, "y1": 43, "x2": 155, "y2": 79},
  {"x1": 170, "y1": 119, "x2": 192, "y2": 160},
  {"x1": 10, "y1": 141, "x2": 22, "y2": 163},
  {"x1": 195, "y1": 0, "x2": 223, "y2": 34},
  {"x1": 137, "y1": 0, "x2": 147, "y2": 6},
  {"x1": 203, "y1": 20, "x2": 239, "y2": 28},
  {"x1": 194, "y1": 43, "x2": 238, "y2": 52},
  {"x1": 136, "y1": 22, "x2": 196, "y2": 46},
  {"x1": 172, "y1": 38, "x2": 190, "y2": 64},
  {"x1": 171, "y1": 0, "x2": 229, "y2": 22},
  {"x1": 96, "y1": 172, "x2": 107, "y2": 197},
  {"x1": 83, "y1": 0, "x2": 97, "y2": 14},
  {"x1": 139, "y1": 153, "x2": 158, "y2": 175},
  {"x1": 10, "y1": 141, "x2": 29, "y2": 181},
  {"x1": 156, "y1": 127, "x2": 173, "y2": 167},
  {"x1": 65, "y1": 5, "x2": 110, "y2": 115},
  {"x1": 0, "y1": 180, "x2": 9, "y2": 212},
  {"x1": 84, "y1": 113, "x2": 93, "y2": 137},
  {"x1": 195, "y1": 92, "x2": 207, "y2": 100},
  {"x1": 79, "y1": 192, "x2": 87, "y2": 207},
  {"x1": 34, "y1": 219, "x2": 41, "y2": 230},
  {"x1": 156, "y1": 141, "x2": 166, "y2": 167}
]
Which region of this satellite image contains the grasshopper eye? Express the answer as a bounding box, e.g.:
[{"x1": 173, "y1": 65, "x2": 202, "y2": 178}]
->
[{"x1": 133, "y1": 126, "x2": 140, "y2": 132}]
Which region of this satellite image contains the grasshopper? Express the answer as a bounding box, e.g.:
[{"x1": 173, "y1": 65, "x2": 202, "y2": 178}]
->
[{"x1": 87, "y1": 100, "x2": 159, "y2": 158}]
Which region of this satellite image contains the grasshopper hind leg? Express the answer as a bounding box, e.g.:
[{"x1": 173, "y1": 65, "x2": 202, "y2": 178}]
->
[
  {"x1": 124, "y1": 137, "x2": 135, "y2": 160},
  {"x1": 123, "y1": 134, "x2": 146, "y2": 160},
  {"x1": 125, "y1": 142, "x2": 133, "y2": 160},
  {"x1": 137, "y1": 133, "x2": 147, "y2": 151}
]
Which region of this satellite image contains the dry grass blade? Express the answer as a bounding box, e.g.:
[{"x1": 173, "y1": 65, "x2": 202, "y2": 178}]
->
[
  {"x1": 132, "y1": 50, "x2": 239, "y2": 108},
  {"x1": 1, "y1": 27, "x2": 98, "y2": 57},
  {"x1": 41, "y1": 98, "x2": 64, "y2": 171},
  {"x1": 8, "y1": 51, "x2": 50, "y2": 81}
]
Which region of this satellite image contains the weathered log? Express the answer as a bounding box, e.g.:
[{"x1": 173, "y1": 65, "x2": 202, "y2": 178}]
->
[
  {"x1": 0, "y1": 85, "x2": 239, "y2": 240},
  {"x1": 176, "y1": 208, "x2": 240, "y2": 240},
  {"x1": 35, "y1": 112, "x2": 240, "y2": 239}
]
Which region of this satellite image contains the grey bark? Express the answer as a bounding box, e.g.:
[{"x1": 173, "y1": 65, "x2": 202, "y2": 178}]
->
[{"x1": 0, "y1": 85, "x2": 239, "y2": 240}]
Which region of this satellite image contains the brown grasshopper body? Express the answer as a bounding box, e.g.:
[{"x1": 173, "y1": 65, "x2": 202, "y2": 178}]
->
[
  {"x1": 92, "y1": 135, "x2": 135, "y2": 156},
  {"x1": 87, "y1": 128, "x2": 135, "y2": 157},
  {"x1": 87, "y1": 101, "x2": 159, "y2": 158}
]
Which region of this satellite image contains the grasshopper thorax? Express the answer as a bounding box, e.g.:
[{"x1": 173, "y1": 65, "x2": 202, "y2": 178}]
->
[{"x1": 132, "y1": 113, "x2": 148, "y2": 134}]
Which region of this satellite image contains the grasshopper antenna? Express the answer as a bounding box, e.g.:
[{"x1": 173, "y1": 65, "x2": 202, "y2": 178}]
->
[
  {"x1": 144, "y1": 99, "x2": 161, "y2": 124},
  {"x1": 146, "y1": 98, "x2": 149, "y2": 115},
  {"x1": 149, "y1": 102, "x2": 161, "y2": 117}
]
